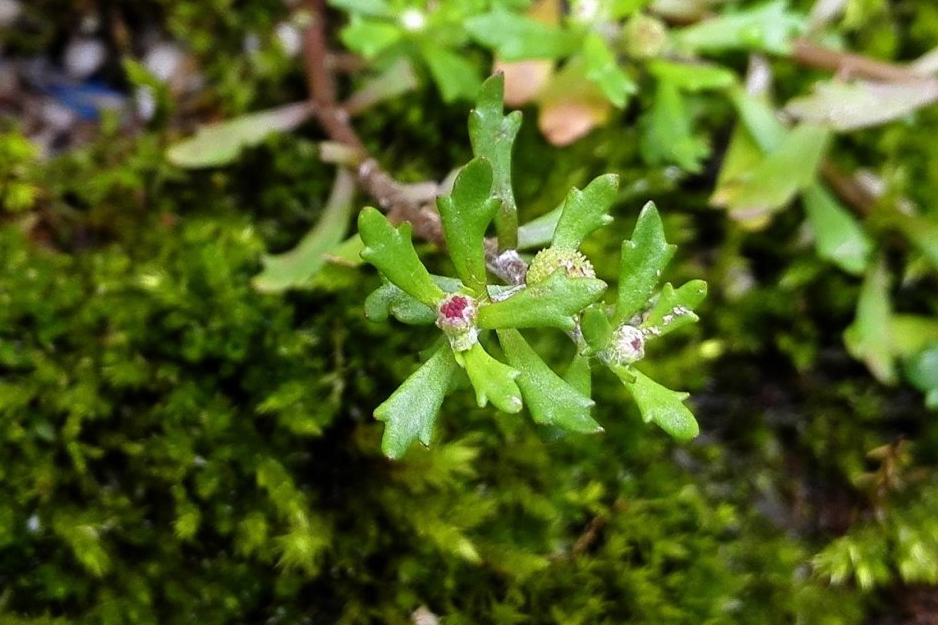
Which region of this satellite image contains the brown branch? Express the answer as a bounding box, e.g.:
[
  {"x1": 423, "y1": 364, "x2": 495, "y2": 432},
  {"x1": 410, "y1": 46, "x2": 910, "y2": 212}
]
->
[
  {"x1": 302, "y1": 0, "x2": 363, "y2": 150},
  {"x1": 820, "y1": 161, "x2": 878, "y2": 217},
  {"x1": 572, "y1": 513, "x2": 607, "y2": 555},
  {"x1": 298, "y1": 1, "x2": 527, "y2": 264},
  {"x1": 791, "y1": 39, "x2": 925, "y2": 83},
  {"x1": 302, "y1": 0, "x2": 338, "y2": 107},
  {"x1": 300, "y1": 0, "x2": 446, "y2": 247},
  {"x1": 327, "y1": 52, "x2": 366, "y2": 74},
  {"x1": 546, "y1": 510, "x2": 611, "y2": 563},
  {"x1": 744, "y1": 48, "x2": 903, "y2": 220}
]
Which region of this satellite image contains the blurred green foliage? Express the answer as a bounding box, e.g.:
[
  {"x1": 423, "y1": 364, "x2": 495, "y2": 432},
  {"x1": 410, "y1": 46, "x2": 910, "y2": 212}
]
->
[{"x1": 0, "y1": 129, "x2": 40, "y2": 213}]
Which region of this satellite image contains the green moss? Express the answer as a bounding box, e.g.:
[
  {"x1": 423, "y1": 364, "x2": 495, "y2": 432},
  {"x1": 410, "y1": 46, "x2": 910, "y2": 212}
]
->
[{"x1": 0, "y1": 124, "x2": 864, "y2": 621}]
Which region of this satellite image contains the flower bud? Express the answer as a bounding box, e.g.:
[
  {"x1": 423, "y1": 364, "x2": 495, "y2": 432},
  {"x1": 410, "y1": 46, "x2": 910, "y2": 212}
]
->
[
  {"x1": 436, "y1": 294, "x2": 479, "y2": 352},
  {"x1": 604, "y1": 323, "x2": 645, "y2": 365},
  {"x1": 494, "y1": 249, "x2": 528, "y2": 285},
  {"x1": 622, "y1": 14, "x2": 667, "y2": 60},
  {"x1": 526, "y1": 248, "x2": 596, "y2": 285}
]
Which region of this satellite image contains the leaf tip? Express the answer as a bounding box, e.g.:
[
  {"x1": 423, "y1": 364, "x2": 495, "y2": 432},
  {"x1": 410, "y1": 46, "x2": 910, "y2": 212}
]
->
[
  {"x1": 357, "y1": 205, "x2": 381, "y2": 230},
  {"x1": 505, "y1": 394, "x2": 523, "y2": 413},
  {"x1": 599, "y1": 172, "x2": 621, "y2": 188},
  {"x1": 670, "y1": 424, "x2": 699, "y2": 442},
  {"x1": 381, "y1": 441, "x2": 405, "y2": 461}
]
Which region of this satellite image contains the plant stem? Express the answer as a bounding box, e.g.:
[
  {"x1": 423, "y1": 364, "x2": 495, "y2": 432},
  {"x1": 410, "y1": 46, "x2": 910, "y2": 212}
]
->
[
  {"x1": 494, "y1": 199, "x2": 519, "y2": 253},
  {"x1": 300, "y1": 0, "x2": 446, "y2": 247},
  {"x1": 300, "y1": 0, "x2": 524, "y2": 281},
  {"x1": 790, "y1": 39, "x2": 926, "y2": 82},
  {"x1": 819, "y1": 161, "x2": 877, "y2": 216}
]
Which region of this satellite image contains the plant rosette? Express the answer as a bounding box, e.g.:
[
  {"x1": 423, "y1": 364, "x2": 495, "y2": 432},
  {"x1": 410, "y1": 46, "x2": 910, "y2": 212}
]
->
[
  {"x1": 357, "y1": 156, "x2": 608, "y2": 458},
  {"x1": 359, "y1": 74, "x2": 707, "y2": 459}
]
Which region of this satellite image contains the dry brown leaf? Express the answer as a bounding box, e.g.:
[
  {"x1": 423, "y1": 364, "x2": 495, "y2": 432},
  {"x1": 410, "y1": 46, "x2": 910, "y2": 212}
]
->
[
  {"x1": 495, "y1": 59, "x2": 553, "y2": 106},
  {"x1": 538, "y1": 100, "x2": 610, "y2": 146}
]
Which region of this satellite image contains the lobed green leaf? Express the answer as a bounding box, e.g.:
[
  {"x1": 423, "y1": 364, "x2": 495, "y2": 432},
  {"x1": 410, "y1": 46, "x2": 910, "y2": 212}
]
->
[
  {"x1": 583, "y1": 33, "x2": 637, "y2": 108},
  {"x1": 340, "y1": 16, "x2": 401, "y2": 58},
  {"x1": 456, "y1": 342, "x2": 523, "y2": 413},
  {"x1": 437, "y1": 158, "x2": 499, "y2": 294},
  {"x1": 365, "y1": 281, "x2": 436, "y2": 325},
  {"x1": 564, "y1": 351, "x2": 593, "y2": 398},
  {"x1": 498, "y1": 330, "x2": 601, "y2": 433},
  {"x1": 641, "y1": 280, "x2": 707, "y2": 337},
  {"x1": 616, "y1": 367, "x2": 699, "y2": 441},
  {"x1": 374, "y1": 346, "x2": 459, "y2": 459},
  {"x1": 469, "y1": 74, "x2": 523, "y2": 248},
  {"x1": 477, "y1": 271, "x2": 607, "y2": 332},
  {"x1": 366, "y1": 277, "x2": 518, "y2": 325},
  {"x1": 364, "y1": 275, "x2": 462, "y2": 325},
  {"x1": 358, "y1": 207, "x2": 443, "y2": 307},
  {"x1": 422, "y1": 43, "x2": 483, "y2": 103},
  {"x1": 551, "y1": 173, "x2": 619, "y2": 251},
  {"x1": 613, "y1": 202, "x2": 675, "y2": 325},
  {"x1": 579, "y1": 305, "x2": 614, "y2": 354}
]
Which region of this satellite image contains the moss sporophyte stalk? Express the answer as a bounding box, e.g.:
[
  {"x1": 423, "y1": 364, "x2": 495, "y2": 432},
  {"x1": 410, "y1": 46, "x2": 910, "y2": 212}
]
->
[{"x1": 358, "y1": 74, "x2": 707, "y2": 459}]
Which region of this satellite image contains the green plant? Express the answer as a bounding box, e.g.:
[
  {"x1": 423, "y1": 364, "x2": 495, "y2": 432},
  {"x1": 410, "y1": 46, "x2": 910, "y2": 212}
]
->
[
  {"x1": 0, "y1": 128, "x2": 40, "y2": 213},
  {"x1": 814, "y1": 442, "x2": 938, "y2": 590},
  {"x1": 161, "y1": 0, "x2": 938, "y2": 412},
  {"x1": 358, "y1": 75, "x2": 705, "y2": 458},
  {"x1": 11, "y1": 0, "x2": 938, "y2": 621},
  {"x1": 331, "y1": 0, "x2": 938, "y2": 410},
  {"x1": 0, "y1": 127, "x2": 868, "y2": 622}
]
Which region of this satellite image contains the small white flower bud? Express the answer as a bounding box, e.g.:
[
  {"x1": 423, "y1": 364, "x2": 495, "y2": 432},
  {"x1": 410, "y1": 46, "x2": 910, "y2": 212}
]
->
[{"x1": 605, "y1": 324, "x2": 645, "y2": 365}]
